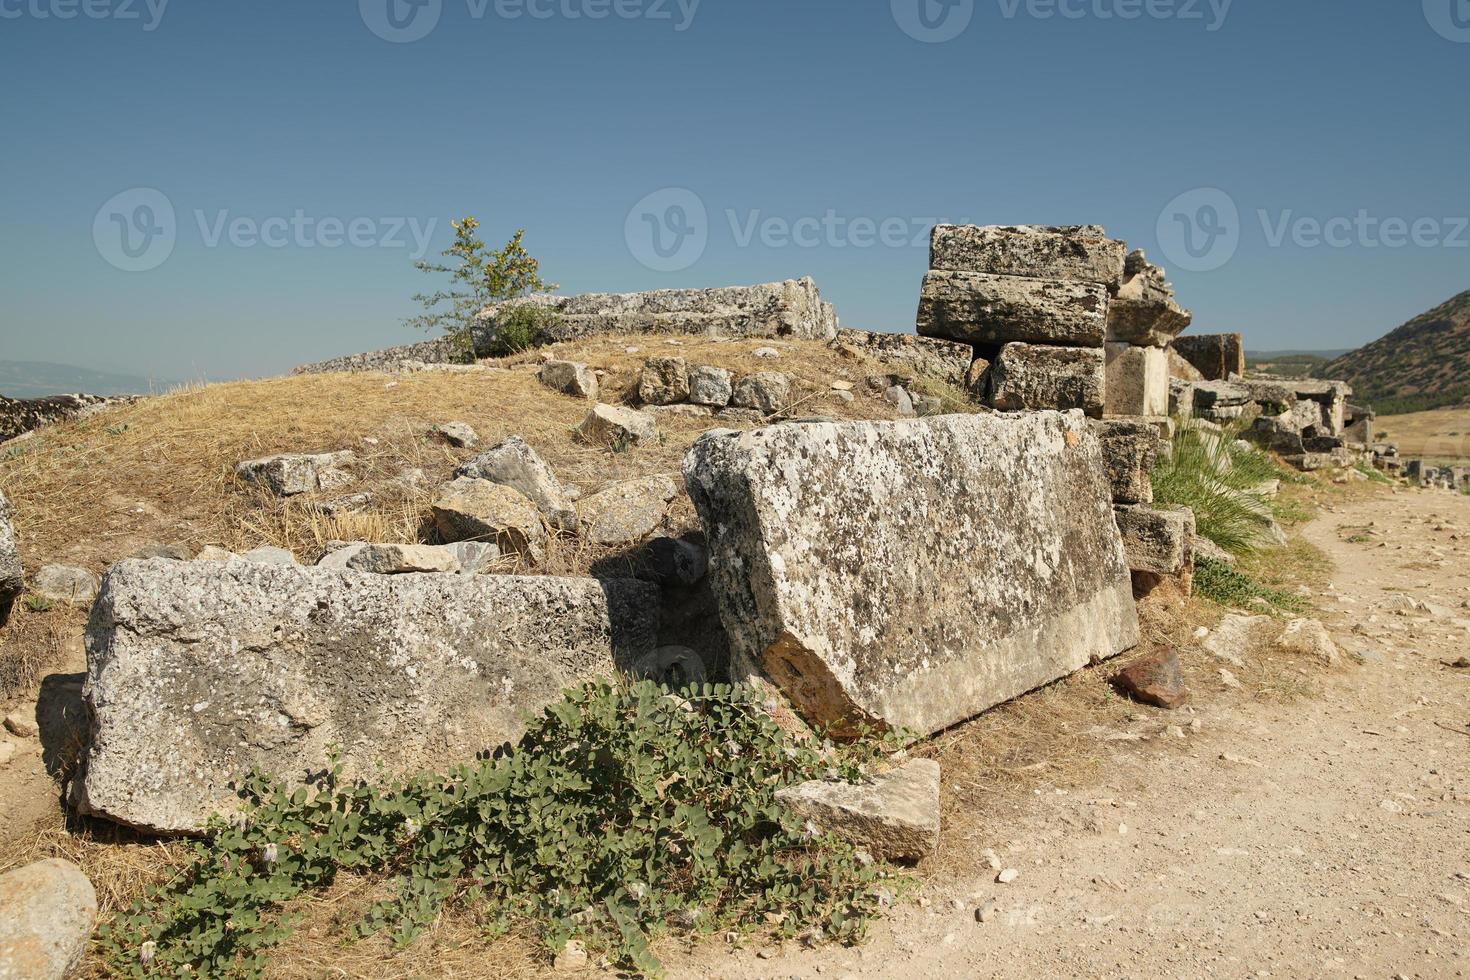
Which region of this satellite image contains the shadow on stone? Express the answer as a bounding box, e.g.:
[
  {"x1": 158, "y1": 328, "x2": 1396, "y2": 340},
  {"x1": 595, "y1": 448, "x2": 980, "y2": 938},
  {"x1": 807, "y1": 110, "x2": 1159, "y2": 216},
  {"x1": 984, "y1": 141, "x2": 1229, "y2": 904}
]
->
[{"x1": 37, "y1": 672, "x2": 88, "y2": 780}]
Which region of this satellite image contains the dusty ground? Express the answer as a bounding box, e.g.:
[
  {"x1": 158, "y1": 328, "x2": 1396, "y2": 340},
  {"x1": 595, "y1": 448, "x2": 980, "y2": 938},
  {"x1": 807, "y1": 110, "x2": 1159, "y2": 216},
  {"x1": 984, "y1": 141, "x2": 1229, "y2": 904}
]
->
[
  {"x1": 1377, "y1": 408, "x2": 1470, "y2": 463},
  {"x1": 670, "y1": 486, "x2": 1470, "y2": 980}
]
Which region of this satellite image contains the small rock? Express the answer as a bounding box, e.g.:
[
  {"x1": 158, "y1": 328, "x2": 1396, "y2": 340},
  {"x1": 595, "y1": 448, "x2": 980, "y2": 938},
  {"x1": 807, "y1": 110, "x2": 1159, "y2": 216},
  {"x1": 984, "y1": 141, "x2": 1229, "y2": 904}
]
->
[
  {"x1": 0, "y1": 859, "x2": 97, "y2": 980},
  {"x1": 0, "y1": 740, "x2": 17, "y2": 767},
  {"x1": 346, "y1": 544, "x2": 462, "y2": 575},
  {"x1": 631, "y1": 645, "x2": 707, "y2": 689},
  {"x1": 715, "y1": 407, "x2": 767, "y2": 424},
  {"x1": 775, "y1": 758, "x2": 941, "y2": 861},
  {"x1": 731, "y1": 372, "x2": 792, "y2": 417},
  {"x1": 578, "y1": 403, "x2": 660, "y2": 449},
  {"x1": 235, "y1": 451, "x2": 355, "y2": 497},
  {"x1": 432, "y1": 421, "x2": 479, "y2": 449},
  {"x1": 430, "y1": 477, "x2": 548, "y2": 563},
  {"x1": 1276, "y1": 618, "x2": 1340, "y2": 666},
  {"x1": 553, "y1": 939, "x2": 588, "y2": 972},
  {"x1": 1445, "y1": 657, "x2": 1470, "y2": 669},
  {"x1": 830, "y1": 380, "x2": 854, "y2": 392},
  {"x1": 1218, "y1": 668, "x2": 1241, "y2": 689},
  {"x1": 195, "y1": 545, "x2": 236, "y2": 562},
  {"x1": 539, "y1": 360, "x2": 599, "y2": 401},
  {"x1": 456, "y1": 436, "x2": 577, "y2": 532},
  {"x1": 753, "y1": 347, "x2": 781, "y2": 359},
  {"x1": 996, "y1": 868, "x2": 1019, "y2": 885},
  {"x1": 32, "y1": 565, "x2": 100, "y2": 605},
  {"x1": 638, "y1": 357, "x2": 690, "y2": 406},
  {"x1": 313, "y1": 492, "x2": 374, "y2": 516},
  {"x1": 577, "y1": 476, "x2": 679, "y2": 546},
  {"x1": 884, "y1": 385, "x2": 916, "y2": 418},
  {"x1": 830, "y1": 389, "x2": 855, "y2": 405},
  {"x1": 647, "y1": 404, "x2": 714, "y2": 421},
  {"x1": 688, "y1": 365, "x2": 735, "y2": 407},
  {"x1": 4, "y1": 710, "x2": 38, "y2": 738},
  {"x1": 975, "y1": 904, "x2": 999, "y2": 923},
  {"x1": 237, "y1": 546, "x2": 297, "y2": 566},
  {"x1": 1112, "y1": 647, "x2": 1188, "y2": 709}
]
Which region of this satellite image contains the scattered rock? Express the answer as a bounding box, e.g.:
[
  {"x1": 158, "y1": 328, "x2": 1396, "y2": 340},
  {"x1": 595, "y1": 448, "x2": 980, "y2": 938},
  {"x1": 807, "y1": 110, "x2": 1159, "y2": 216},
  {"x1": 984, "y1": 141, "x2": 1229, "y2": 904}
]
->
[
  {"x1": 235, "y1": 451, "x2": 355, "y2": 497},
  {"x1": 432, "y1": 421, "x2": 479, "y2": 449},
  {"x1": 1218, "y1": 668, "x2": 1241, "y2": 688},
  {"x1": 538, "y1": 360, "x2": 599, "y2": 401},
  {"x1": 753, "y1": 347, "x2": 781, "y2": 359},
  {"x1": 346, "y1": 543, "x2": 462, "y2": 574},
  {"x1": 578, "y1": 404, "x2": 660, "y2": 449},
  {"x1": 0, "y1": 859, "x2": 97, "y2": 980},
  {"x1": 577, "y1": 476, "x2": 679, "y2": 546},
  {"x1": 638, "y1": 357, "x2": 691, "y2": 406},
  {"x1": 195, "y1": 545, "x2": 237, "y2": 562},
  {"x1": 3, "y1": 709, "x2": 37, "y2": 738},
  {"x1": 715, "y1": 407, "x2": 766, "y2": 425},
  {"x1": 730, "y1": 372, "x2": 792, "y2": 417},
  {"x1": 688, "y1": 365, "x2": 735, "y2": 407},
  {"x1": 430, "y1": 477, "x2": 548, "y2": 563},
  {"x1": 996, "y1": 868, "x2": 1020, "y2": 885},
  {"x1": 1203, "y1": 614, "x2": 1270, "y2": 667},
  {"x1": 647, "y1": 404, "x2": 714, "y2": 421},
  {"x1": 1276, "y1": 618, "x2": 1340, "y2": 666},
  {"x1": 1105, "y1": 250, "x2": 1192, "y2": 348},
  {"x1": 554, "y1": 940, "x2": 588, "y2": 972},
  {"x1": 238, "y1": 546, "x2": 298, "y2": 566},
  {"x1": 0, "y1": 490, "x2": 20, "y2": 624},
  {"x1": 32, "y1": 565, "x2": 100, "y2": 605},
  {"x1": 1112, "y1": 647, "x2": 1189, "y2": 709},
  {"x1": 884, "y1": 385, "x2": 916, "y2": 418},
  {"x1": 456, "y1": 436, "x2": 577, "y2": 532},
  {"x1": 775, "y1": 758, "x2": 941, "y2": 861},
  {"x1": 75, "y1": 560, "x2": 661, "y2": 833},
  {"x1": 1089, "y1": 418, "x2": 1160, "y2": 505}
]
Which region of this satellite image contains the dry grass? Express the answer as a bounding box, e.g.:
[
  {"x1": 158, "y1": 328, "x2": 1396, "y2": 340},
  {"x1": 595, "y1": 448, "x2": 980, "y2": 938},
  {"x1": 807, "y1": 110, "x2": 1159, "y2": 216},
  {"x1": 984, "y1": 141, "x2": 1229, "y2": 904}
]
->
[{"x1": 1376, "y1": 407, "x2": 1470, "y2": 463}]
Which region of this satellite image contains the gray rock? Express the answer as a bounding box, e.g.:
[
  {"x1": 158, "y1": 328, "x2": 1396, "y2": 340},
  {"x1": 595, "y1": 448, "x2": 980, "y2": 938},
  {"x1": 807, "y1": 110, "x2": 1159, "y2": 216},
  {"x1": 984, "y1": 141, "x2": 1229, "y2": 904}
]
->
[
  {"x1": 346, "y1": 543, "x2": 463, "y2": 574},
  {"x1": 0, "y1": 490, "x2": 20, "y2": 625},
  {"x1": 715, "y1": 407, "x2": 766, "y2": 425},
  {"x1": 928, "y1": 224, "x2": 1126, "y2": 287},
  {"x1": 577, "y1": 404, "x2": 660, "y2": 449},
  {"x1": 235, "y1": 451, "x2": 356, "y2": 497},
  {"x1": 688, "y1": 365, "x2": 735, "y2": 407},
  {"x1": 647, "y1": 404, "x2": 714, "y2": 421},
  {"x1": 630, "y1": 645, "x2": 708, "y2": 689},
  {"x1": 1104, "y1": 343, "x2": 1169, "y2": 418},
  {"x1": 730, "y1": 372, "x2": 792, "y2": 416},
  {"x1": 131, "y1": 542, "x2": 192, "y2": 561},
  {"x1": 988, "y1": 343, "x2": 1105, "y2": 417},
  {"x1": 432, "y1": 421, "x2": 479, "y2": 449},
  {"x1": 238, "y1": 546, "x2": 298, "y2": 566},
  {"x1": 638, "y1": 357, "x2": 691, "y2": 406},
  {"x1": 32, "y1": 565, "x2": 100, "y2": 605},
  {"x1": 0, "y1": 858, "x2": 97, "y2": 980},
  {"x1": 538, "y1": 359, "x2": 600, "y2": 401},
  {"x1": 1105, "y1": 251, "x2": 1192, "y2": 347},
  {"x1": 1114, "y1": 505, "x2": 1195, "y2": 576},
  {"x1": 965, "y1": 357, "x2": 991, "y2": 401},
  {"x1": 292, "y1": 336, "x2": 466, "y2": 375},
  {"x1": 645, "y1": 536, "x2": 709, "y2": 587},
  {"x1": 884, "y1": 385, "x2": 916, "y2": 418},
  {"x1": 1170, "y1": 334, "x2": 1245, "y2": 381},
  {"x1": 313, "y1": 492, "x2": 374, "y2": 516},
  {"x1": 577, "y1": 476, "x2": 679, "y2": 546},
  {"x1": 1277, "y1": 618, "x2": 1339, "y2": 666},
  {"x1": 833, "y1": 329, "x2": 973, "y2": 387},
  {"x1": 475, "y1": 278, "x2": 839, "y2": 350},
  {"x1": 916, "y1": 271, "x2": 1110, "y2": 348},
  {"x1": 1089, "y1": 418, "x2": 1161, "y2": 505},
  {"x1": 75, "y1": 560, "x2": 661, "y2": 833},
  {"x1": 683, "y1": 413, "x2": 1139, "y2": 737},
  {"x1": 430, "y1": 477, "x2": 548, "y2": 563},
  {"x1": 775, "y1": 758, "x2": 941, "y2": 861},
  {"x1": 0, "y1": 392, "x2": 122, "y2": 444},
  {"x1": 1203, "y1": 614, "x2": 1272, "y2": 666},
  {"x1": 753, "y1": 346, "x2": 781, "y2": 359},
  {"x1": 456, "y1": 436, "x2": 577, "y2": 532}
]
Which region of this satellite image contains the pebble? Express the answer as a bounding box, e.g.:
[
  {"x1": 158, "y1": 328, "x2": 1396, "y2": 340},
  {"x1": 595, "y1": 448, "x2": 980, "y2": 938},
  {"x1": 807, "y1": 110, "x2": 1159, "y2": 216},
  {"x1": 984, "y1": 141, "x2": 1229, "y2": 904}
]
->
[
  {"x1": 997, "y1": 868, "x2": 1019, "y2": 884},
  {"x1": 3, "y1": 710, "x2": 37, "y2": 738}
]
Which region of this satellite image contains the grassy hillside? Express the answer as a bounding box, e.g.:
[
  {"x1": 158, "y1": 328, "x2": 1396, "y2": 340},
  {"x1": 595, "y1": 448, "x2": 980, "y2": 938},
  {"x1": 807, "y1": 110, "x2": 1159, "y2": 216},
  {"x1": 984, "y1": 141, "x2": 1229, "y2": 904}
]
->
[
  {"x1": 1325, "y1": 289, "x2": 1470, "y2": 413},
  {"x1": 1374, "y1": 407, "x2": 1470, "y2": 463}
]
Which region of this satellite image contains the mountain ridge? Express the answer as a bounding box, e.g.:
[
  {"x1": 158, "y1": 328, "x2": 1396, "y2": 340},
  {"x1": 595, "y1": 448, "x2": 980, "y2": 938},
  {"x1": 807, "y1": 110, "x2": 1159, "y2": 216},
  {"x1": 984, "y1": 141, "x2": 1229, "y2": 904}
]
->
[{"x1": 1325, "y1": 289, "x2": 1470, "y2": 415}]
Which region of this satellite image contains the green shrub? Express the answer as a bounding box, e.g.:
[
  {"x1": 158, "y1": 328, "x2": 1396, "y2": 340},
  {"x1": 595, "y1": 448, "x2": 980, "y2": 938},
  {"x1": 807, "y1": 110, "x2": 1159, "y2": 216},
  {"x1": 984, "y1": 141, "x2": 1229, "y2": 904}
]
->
[
  {"x1": 1152, "y1": 422, "x2": 1282, "y2": 556},
  {"x1": 101, "y1": 680, "x2": 895, "y2": 978},
  {"x1": 485, "y1": 303, "x2": 559, "y2": 357},
  {"x1": 1194, "y1": 555, "x2": 1308, "y2": 613}
]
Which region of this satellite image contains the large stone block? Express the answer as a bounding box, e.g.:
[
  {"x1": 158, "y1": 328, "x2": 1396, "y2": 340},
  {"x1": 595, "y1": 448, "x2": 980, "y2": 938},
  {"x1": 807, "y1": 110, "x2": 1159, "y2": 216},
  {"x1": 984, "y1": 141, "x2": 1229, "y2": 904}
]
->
[
  {"x1": 916, "y1": 271, "x2": 1109, "y2": 347},
  {"x1": 1104, "y1": 343, "x2": 1169, "y2": 417},
  {"x1": 928, "y1": 224, "x2": 1126, "y2": 287},
  {"x1": 1089, "y1": 418, "x2": 1161, "y2": 505},
  {"x1": 474, "y1": 278, "x2": 838, "y2": 351},
  {"x1": 1114, "y1": 505, "x2": 1195, "y2": 576},
  {"x1": 1170, "y1": 334, "x2": 1245, "y2": 381},
  {"x1": 833, "y1": 328, "x2": 973, "y2": 387},
  {"x1": 988, "y1": 343, "x2": 1106, "y2": 417},
  {"x1": 1105, "y1": 251, "x2": 1192, "y2": 347},
  {"x1": 0, "y1": 490, "x2": 20, "y2": 625},
  {"x1": 683, "y1": 414, "x2": 1139, "y2": 738},
  {"x1": 75, "y1": 560, "x2": 662, "y2": 833}
]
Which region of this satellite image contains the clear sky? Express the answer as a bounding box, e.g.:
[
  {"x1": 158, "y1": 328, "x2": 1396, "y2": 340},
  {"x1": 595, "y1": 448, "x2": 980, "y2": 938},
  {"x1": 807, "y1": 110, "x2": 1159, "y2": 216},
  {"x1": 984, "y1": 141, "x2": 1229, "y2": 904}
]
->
[{"x1": 2, "y1": 0, "x2": 1467, "y2": 383}]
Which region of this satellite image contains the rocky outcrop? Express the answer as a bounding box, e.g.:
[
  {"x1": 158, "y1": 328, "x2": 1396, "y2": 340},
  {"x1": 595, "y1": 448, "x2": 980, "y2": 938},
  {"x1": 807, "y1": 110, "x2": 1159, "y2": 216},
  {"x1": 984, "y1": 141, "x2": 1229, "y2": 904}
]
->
[
  {"x1": 474, "y1": 278, "x2": 839, "y2": 351},
  {"x1": 1170, "y1": 334, "x2": 1245, "y2": 381},
  {"x1": 0, "y1": 491, "x2": 19, "y2": 625},
  {"x1": 0, "y1": 393, "x2": 121, "y2": 444},
  {"x1": 0, "y1": 858, "x2": 97, "y2": 980},
  {"x1": 927, "y1": 224, "x2": 1126, "y2": 287},
  {"x1": 291, "y1": 336, "x2": 467, "y2": 375},
  {"x1": 75, "y1": 559, "x2": 661, "y2": 833},
  {"x1": 776, "y1": 758, "x2": 941, "y2": 861},
  {"x1": 683, "y1": 413, "x2": 1139, "y2": 738}
]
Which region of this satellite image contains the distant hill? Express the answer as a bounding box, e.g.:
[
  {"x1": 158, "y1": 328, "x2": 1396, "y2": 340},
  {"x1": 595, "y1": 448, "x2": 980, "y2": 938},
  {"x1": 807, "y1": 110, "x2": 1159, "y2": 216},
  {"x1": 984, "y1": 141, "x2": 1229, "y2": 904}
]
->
[
  {"x1": 1325, "y1": 290, "x2": 1470, "y2": 415},
  {"x1": 0, "y1": 360, "x2": 177, "y2": 398},
  {"x1": 1244, "y1": 349, "x2": 1352, "y2": 380}
]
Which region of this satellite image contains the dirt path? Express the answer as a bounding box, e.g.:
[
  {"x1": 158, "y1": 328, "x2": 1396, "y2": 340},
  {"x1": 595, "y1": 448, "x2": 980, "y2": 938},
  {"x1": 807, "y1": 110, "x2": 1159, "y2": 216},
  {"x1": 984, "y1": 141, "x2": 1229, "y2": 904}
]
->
[{"x1": 680, "y1": 488, "x2": 1470, "y2": 980}]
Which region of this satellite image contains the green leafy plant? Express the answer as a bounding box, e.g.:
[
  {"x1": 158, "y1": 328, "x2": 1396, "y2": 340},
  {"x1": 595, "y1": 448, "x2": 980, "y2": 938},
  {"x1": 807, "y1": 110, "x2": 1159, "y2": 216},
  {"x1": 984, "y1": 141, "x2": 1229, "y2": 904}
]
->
[
  {"x1": 1194, "y1": 555, "x2": 1308, "y2": 613},
  {"x1": 23, "y1": 595, "x2": 54, "y2": 613},
  {"x1": 408, "y1": 218, "x2": 558, "y2": 360},
  {"x1": 1153, "y1": 421, "x2": 1284, "y2": 556},
  {"x1": 101, "y1": 680, "x2": 895, "y2": 978}
]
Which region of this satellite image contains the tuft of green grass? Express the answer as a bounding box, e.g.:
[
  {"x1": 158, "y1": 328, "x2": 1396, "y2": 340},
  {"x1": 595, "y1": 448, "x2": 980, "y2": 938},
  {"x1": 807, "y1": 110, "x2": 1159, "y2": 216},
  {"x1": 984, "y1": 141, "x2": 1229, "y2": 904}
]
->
[
  {"x1": 1354, "y1": 462, "x2": 1393, "y2": 485},
  {"x1": 1194, "y1": 555, "x2": 1309, "y2": 613},
  {"x1": 1152, "y1": 422, "x2": 1283, "y2": 556}
]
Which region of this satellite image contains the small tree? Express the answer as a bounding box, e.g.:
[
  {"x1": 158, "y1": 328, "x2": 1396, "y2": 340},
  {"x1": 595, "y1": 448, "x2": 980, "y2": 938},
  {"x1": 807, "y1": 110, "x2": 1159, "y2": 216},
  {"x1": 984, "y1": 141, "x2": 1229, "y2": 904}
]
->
[{"x1": 408, "y1": 218, "x2": 558, "y2": 360}]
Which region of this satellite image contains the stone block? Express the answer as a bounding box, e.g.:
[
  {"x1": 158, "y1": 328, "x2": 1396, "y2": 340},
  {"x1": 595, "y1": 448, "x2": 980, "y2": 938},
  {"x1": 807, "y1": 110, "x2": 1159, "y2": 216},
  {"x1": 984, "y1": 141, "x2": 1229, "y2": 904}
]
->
[
  {"x1": 1170, "y1": 334, "x2": 1245, "y2": 381},
  {"x1": 928, "y1": 224, "x2": 1126, "y2": 287},
  {"x1": 916, "y1": 271, "x2": 1109, "y2": 347},
  {"x1": 988, "y1": 343, "x2": 1105, "y2": 417},
  {"x1": 1104, "y1": 343, "x2": 1169, "y2": 417}
]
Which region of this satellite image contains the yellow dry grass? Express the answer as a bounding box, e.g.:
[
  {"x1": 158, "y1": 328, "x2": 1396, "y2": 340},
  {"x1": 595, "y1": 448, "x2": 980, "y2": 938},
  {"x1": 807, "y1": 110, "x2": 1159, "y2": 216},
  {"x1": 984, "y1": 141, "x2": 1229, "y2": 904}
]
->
[{"x1": 1376, "y1": 407, "x2": 1470, "y2": 463}]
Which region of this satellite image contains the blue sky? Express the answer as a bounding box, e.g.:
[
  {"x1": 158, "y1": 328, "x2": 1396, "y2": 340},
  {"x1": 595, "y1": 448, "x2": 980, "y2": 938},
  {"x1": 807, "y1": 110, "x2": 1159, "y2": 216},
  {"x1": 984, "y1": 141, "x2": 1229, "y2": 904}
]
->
[{"x1": 1, "y1": 0, "x2": 1467, "y2": 383}]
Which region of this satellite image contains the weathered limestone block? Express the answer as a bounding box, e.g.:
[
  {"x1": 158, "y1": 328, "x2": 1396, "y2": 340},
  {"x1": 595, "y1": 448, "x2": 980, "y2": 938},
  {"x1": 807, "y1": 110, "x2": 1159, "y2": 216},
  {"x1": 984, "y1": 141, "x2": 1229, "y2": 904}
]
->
[
  {"x1": 292, "y1": 336, "x2": 464, "y2": 376},
  {"x1": 1114, "y1": 505, "x2": 1196, "y2": 576},
  {"x1": 1167, "y1": 347, "x2": 1205, "y2": 382},
  {"x1": 775, "y1": 758, "x2": 941, "y2": 861},
  {"x1": 75, "y1": 560, "x2": 661, "y2": 833},
  {"x1": 1292, "y1": 380, "x2": 1351, "y2": 435},
  {"x1": 833, "y1": 328, "x2": 973, "y2": 387},
  {"x1": 688, "y1": 366, "x2": 734, "y2": 407},
  {"x1": 731, "y1": 372, "x2": 793, "y2": 416},
  {"x1": 1170, "y1": 334, "x2": 1245, "y2": 381},
  {"x1": 475, "y1": 278, "x2": 838, "y2": 351},
  {"x1": 683, "y1": 413, "x2": 1139, "y2": 738},
  {"x1": 0, "y1": 491, "x2": 20, "y2": 625},
  {"x1": 1105, "y1": 251, "x2": 1192, "y2": 347},
  {"x1": 1234, "y1": 379, "x2": 1296, "y2": 413},
  {"x1": 638, "y1": 357, "x2": 690, "y2": 406},
  {"x1": 988, "y1": 343, "x2": 1105, "y2": 417},
  {"x1": 577, "y1": 476, "x2": 678, "y2": 546},
  {"x1": 577, "y1": 404, "x2": 659, "y2": 449},
  {"x1": 0, "y1": 858, "x2": 97, "y2": 980},
  {"x1": 32, "y1": 565, "x2": 100, "y2": 605},
  {"x1": 916, "y1": 271, "x2": 1109, "y2": 348},
  {"x1": 345, "y1": 544, "x2": 462, "y2": 574},
  {"x1": 457, "y1": 436, "x2": 577, "y2": 532},
  {"x1": 430, "y1": 477, "x2": 548, "y2": 563},
  {"x1": 1104, "y1": 343, "x2": 1169, "y2": 418},
  {"x1": 928, "y1": 224, "x2": 1126, "y2": 287},
  {"x1": 235, "y1": 452, "x2": 355, "y2": 497},
  {"x1": 538, "y1": 360, "x2": 599, "y2": 401},
  {"x1": 1089, "y1": 418, "x2": 1161, "y2": 505}
]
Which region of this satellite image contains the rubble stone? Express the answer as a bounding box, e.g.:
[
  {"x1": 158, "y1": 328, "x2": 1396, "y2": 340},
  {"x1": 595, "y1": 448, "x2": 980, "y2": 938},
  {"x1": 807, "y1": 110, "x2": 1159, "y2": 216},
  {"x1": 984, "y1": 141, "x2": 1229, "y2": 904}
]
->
[
  {"x1": 577, "y1": 404, "x2": 660, "y2": 449},
  {"x1": 1114, "y1": 505, "x2": 1195, "y2": 576},
  {"x1": 577, "y1": 476, "x2": 679, "y2": 546},
  {"x1": 430, "y1": 477, "x2": 548, "y2": 563},
  {"x1": 776, "y1": 758, "x2": 941, "y2": 861},
  {"x1": 457, "y1": 436, "x2": 577, "y2": 532},
  {"x1": 688, "y1": 365, "x2": 735, "y2": 407},
  {"x1": 538, "y1": 360, "x2": 600, "y2": 400},
  {"x1": 235, "y1": 452, "x2": 356, "y2": 497},
  {"x1": 1104, "y1": 343, "x2": 1169, "y2": 417},
  {"x1": 638, "y1": 357, "x2": 691, "y2": 406},
  {"x1": 0, "y1": 858, "x2": 97, "y2": 980},
  {"x1": 730, "y1": 372, "x2": 792, "y2": 416},
  {"x1": 1105, "y1": 251, "x2": 1192, "y2": 347},
  {"x1": 1170, "y1": 334, "x2": 1245, "y2": 381}
]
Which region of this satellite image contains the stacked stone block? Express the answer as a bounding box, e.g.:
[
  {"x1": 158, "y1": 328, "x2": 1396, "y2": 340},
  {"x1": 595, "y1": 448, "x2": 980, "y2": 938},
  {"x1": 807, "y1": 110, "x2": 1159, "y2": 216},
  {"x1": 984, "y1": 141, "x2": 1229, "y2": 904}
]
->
[{"x1": 1103, "y1": 250, "x2": 1192, "y2": 417}]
